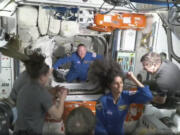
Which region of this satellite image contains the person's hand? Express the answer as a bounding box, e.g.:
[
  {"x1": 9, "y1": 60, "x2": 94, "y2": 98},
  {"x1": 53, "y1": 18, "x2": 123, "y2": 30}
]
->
[
  {"x1": 126, "y1": 72, "x2": 144, "y2": 88},
  {"x1": 48, "y1": 85, "x2": 59, "y2": 97},
  {"x1": 126, "y1": 72, "x2": 135, "y2": 81},
  {"x1": 56, "y1": 87, "x2": 68, "y2": 101}
]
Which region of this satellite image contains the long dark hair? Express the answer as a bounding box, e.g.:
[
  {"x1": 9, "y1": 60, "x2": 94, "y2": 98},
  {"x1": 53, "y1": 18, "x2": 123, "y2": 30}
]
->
[
  {"x1": 23, "y1": 52, "x2": 49, "y2": 79},
  {"x1": 88, "y1": 58, "x2": 125, "y2": 89}
]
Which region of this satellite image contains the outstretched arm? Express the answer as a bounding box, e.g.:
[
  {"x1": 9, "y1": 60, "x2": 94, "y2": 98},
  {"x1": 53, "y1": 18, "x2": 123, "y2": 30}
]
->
[{"x1": 126, "y1": 72, "x2": 153, "y2": 104}]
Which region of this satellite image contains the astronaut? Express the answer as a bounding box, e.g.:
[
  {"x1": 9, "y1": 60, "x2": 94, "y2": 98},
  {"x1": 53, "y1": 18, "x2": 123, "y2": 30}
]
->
[
  {"x1": 53, "y1": 44, "x2": 102, "y2": 82},
  {"x1": 89, "y1": 59, "x2": 153, "y2": 135}
]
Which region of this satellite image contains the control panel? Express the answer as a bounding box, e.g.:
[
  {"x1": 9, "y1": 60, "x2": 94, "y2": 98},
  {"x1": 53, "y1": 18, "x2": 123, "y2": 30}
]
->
[
  {"x1": 0, "y1": 53, "x2": 14, "y2": 99},
  {"x1": 117, "y1": 51, "x2": 135, "y2": 73}
]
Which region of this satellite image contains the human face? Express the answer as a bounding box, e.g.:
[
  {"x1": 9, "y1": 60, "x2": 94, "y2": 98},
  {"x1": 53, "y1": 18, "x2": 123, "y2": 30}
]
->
[
  {"x1": 77, "y1": 46, "x2": 87, "y2": 59},
  {"x1": 142, "y1": 62, "x2": 156, "y2": 74},
  {"x1": 110, "y1": 76, "x2": 123, "y2": 95},
  {"x1": 40, "y1": 69, "x2": 52, "y2": 86}
]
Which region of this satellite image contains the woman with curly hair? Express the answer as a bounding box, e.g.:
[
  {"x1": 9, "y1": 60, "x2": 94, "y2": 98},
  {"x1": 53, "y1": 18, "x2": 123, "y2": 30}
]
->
[{"x1": 88, "y1": 58, "x2": 153, "y2": 135}]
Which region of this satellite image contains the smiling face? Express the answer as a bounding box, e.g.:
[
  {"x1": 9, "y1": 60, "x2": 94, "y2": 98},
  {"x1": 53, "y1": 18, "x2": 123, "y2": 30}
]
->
[
  {"x1": 109, "y1": 76, "x2": 123, "y2": 95},
  {"x1": 77, "y1": 45, "x2": 87, "y2": 59}
]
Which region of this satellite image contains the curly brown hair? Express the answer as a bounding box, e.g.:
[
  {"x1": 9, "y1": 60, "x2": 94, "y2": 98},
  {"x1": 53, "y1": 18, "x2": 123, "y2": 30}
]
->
[
  {"x1": 88, "y1": 58, "x2": 125, "y2": 89},
  {"x1": 23, "y1": 52, "x2": 49, "y2": 79}
]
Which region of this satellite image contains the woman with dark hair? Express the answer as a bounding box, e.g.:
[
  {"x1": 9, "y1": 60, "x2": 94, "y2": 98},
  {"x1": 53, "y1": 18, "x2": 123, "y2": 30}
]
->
[
  {"x1": 89, "y1": 58, "x2": 153, "y2": 135},
  {"x1": 14, "y1": 52, "x2": 68, "y2": 135}
]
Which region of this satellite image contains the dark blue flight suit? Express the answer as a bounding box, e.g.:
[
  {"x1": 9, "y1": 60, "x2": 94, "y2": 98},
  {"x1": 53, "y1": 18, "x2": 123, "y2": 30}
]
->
[
  {"x1": 53, "y1": 52, "x2": 102, "y2": 82},
  {"x1": 95, "y1": 86, "x2": 153, "y2": 135}
]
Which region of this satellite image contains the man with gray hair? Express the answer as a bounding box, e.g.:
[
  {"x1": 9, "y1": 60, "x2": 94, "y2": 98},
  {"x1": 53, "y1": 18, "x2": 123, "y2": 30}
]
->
[
  {"x1": 141, "y1": 52, "x2": 180, "y2": 108},
  {"x1": 53, "y1": 44, "x2": 102, "y2": 82}
]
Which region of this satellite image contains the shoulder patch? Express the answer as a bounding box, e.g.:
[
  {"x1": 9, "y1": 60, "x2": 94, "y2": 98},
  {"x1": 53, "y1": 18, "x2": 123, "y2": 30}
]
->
[
  {"x1": 92, "y1": 53, "x2": 97, "y2": 58},
  {"x1": 96, "y1": 101, "x2": 103, "y2": 110},
  {"x1": 118, "y1": 105, "x2": 128, "y2": 111}
]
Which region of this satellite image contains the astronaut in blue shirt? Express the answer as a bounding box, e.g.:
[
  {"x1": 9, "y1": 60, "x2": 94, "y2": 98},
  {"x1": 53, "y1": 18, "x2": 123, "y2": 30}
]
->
[
  {"x1": 53, "y1": 44, "x2": 102, "y2": 82},
  {"x1": 89, "y1": 59, "x2": 153, "y2": 135}
]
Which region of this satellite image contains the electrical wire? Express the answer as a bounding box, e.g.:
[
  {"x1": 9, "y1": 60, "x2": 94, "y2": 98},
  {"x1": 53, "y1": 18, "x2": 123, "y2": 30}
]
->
[
  {"x1": 102, "y1": 5, "x2": 116, "y2": 14},
  {"x1": 99, "y1": 1, "x2": 105, "y2": 13},
  {"x1": 118, "y1": 0, "x2": 139, "y2": 12},
  {"x1": 128, "y1": 0, "x2": 138, "y2": 12},
  {"x1": 98, "y1": 1, "x2": 116, "y2": 14},
  {"x1": 99, "y1": 0, "x2": 138, "y2": 13},
  {"x1": 124, "y1": 5, "x2": 133, "y2": 9}
]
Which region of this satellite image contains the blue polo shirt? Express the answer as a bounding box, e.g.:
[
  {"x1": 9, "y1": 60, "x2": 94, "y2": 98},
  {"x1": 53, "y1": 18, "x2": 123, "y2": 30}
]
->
[
  {"x1": 95, "y1": 85, "x2": 153, "y2": 135},
  {"x1": 53, "y1": 52, "x2": 102, "y2": 82}
]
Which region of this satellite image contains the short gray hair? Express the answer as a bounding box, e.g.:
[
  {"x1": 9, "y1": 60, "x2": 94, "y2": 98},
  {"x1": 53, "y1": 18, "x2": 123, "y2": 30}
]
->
[{"x1": 141, "y1": 52, "x2": 162, "y2": 64}]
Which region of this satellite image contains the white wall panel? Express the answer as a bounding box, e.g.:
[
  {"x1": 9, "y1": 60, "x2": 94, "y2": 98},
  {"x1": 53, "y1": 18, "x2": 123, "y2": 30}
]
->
[
  {"x1": 0, "y1": 68, "x2": 13, "y2": 98},
  {"x1": 0, "y1": 54, "x2": 14, "y2": 99}
]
